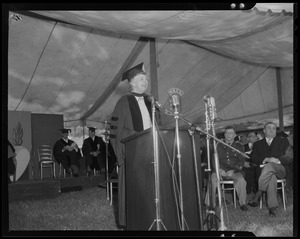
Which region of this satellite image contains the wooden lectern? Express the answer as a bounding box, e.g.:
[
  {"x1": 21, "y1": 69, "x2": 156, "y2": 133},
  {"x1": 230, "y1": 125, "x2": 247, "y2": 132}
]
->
[{"x1": 123, "y1": 127, "x2": 203, "y2": 230}]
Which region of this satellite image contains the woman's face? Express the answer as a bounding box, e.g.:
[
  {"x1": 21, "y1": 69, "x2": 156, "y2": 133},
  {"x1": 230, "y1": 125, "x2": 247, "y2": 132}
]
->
[{"x1": 130, "y1": 73, "x2": 148, "y2": 93}]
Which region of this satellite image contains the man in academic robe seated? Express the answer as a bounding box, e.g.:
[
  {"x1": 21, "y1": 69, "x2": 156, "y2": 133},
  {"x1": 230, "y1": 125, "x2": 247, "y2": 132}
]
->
[
  {"x1": 53, "y1": 129, "x2": 81, "y2": 177},
  {"x1": 82, "y1": 127, "x2": 106, "y2": 175}
]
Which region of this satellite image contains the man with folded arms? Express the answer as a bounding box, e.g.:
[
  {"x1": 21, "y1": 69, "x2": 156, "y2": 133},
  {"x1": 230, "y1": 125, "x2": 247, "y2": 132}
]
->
[{"x1": 248, "y1": 122, "x2": 289, "y2": 217}]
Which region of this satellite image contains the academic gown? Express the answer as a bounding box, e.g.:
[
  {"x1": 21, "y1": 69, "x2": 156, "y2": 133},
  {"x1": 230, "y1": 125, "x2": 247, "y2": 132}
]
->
[
  {"x1": 82, "y1": 136, "x2": 106, "y2": 170},
  {"x1": 53, "y1": 138, "x2": 81, "y2": 173},
  {"x1": 110, "y1": 93, "x2": 160, "y2": 227}
]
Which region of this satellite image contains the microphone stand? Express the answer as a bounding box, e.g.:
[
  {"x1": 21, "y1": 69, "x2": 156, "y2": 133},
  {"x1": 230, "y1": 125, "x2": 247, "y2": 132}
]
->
[
  {"x1": 164, "y1": 108, "x2": 249, "y2": 231},
  {"x1": 210, "y1": 116, "x2": 227, "y2": 231},
  {"x1": 173, "y1": 103, "x2": 185, "y2": 230},
  {"x1": 188, "y1": 127, "x2": 204, "y2": 230},
  {"x1": 202, "y1": 101, "x2": 220, "y2": 231},
  {"x1": 149, "y1": 98, "x2": 166, "y2": 231},
  {"x1": 104, "y1": 121, "x2": 109, "y2": 200}
]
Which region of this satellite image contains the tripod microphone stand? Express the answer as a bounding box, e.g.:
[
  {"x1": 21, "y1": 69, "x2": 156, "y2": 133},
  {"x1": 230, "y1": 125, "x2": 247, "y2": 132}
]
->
[
  {"x1": 173, "y1": 102, "x2": 185, "y2": 230},
  {"x1": 164, "y1": 106, "x2": 248, "y2": 231},
  {"x1": 202, "y1": 100, "x2": 220, "y2": 231},
  {"x1": 104, "y1": 121, "x2": 110, "y2": 200},
  {"x1": 149, "y1": 98, "x2": 166, "y2": 231},
  {"x1": 188, "y1": 127, "x2": 204, "y2": 230}
]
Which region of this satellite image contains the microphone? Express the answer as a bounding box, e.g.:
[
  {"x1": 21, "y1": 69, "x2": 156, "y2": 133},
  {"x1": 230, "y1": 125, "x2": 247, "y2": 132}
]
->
[
  {"x1": 171, "y1": 94, "x2": 180, "y2": 107},
  {"x1": 146, "y1": 94, "x2": 162, "y2": 109},
  {"x1": 203, "y1": 95, "x2": 211, "y2": 104},
  {"x1": 168, "y1": 88, "x2": 184, "y2": 111},
  {"x1": 210, "y1": 96, "x2": 217, "y2": 120}
]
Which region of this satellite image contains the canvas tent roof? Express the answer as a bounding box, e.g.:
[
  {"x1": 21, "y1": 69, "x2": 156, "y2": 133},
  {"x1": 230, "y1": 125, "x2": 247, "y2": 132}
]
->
[{"x1": 5, "y1": 4, "x2": 294, "y2": 133}]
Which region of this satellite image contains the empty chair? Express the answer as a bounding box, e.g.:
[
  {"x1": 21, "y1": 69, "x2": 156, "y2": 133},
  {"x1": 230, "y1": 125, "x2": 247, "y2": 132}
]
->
[
  {"x1": 38, "y1": 144, "x2": 55, "y2": 180},
  {"x1": 260, "y1": 178, "x2": 287, "y2": 210}
]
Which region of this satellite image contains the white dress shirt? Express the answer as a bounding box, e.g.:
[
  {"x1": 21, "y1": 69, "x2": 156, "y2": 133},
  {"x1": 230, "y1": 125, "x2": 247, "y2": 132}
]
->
[{"x1": 135, "y1": 96, "x2": 152, "y2": 130}]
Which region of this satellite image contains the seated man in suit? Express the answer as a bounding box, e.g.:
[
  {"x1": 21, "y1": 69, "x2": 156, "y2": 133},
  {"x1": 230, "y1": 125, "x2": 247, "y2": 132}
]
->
[
  {"x1": 242, "y1": 131, "x2": 258, "y2": 194},
  {"x1": 82, "y1": 127, "x2": 106, "y2": 175},
  {"x1": 248, "y1": 122, "x2": 289, "y2": 217},
  {"x1": 53, "y1": 129, "x2": 81, "y2": 177}
]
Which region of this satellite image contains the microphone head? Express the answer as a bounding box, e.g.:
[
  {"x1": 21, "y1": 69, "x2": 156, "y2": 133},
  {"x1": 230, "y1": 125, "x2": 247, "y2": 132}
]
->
[{"x1": 168, "y1": 88, "x2": 184, "y2": 112}]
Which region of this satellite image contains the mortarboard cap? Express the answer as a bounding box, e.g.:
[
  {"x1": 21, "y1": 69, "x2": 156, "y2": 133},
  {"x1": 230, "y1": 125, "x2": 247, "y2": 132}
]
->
[
  {"x1": 122, "y1": 63, "x2": 146, "y2": 82},
  {"x1": 88, "y1": 127, "x2": 96, "y2": 132},
  {"x1": 60, "y1": 129, "x2": 71, "y2": 133}
]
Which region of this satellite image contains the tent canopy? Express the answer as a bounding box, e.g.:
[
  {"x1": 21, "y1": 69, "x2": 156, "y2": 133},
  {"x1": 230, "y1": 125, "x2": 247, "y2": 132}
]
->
[{"x1": 7, "y1": 4, "x2": 294, "y2": 133}]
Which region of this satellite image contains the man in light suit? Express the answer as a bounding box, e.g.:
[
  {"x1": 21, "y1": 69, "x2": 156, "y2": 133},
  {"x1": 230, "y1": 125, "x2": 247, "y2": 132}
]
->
[{"x1": 248, "y1": 122, "x2": 289, "y2": 217}]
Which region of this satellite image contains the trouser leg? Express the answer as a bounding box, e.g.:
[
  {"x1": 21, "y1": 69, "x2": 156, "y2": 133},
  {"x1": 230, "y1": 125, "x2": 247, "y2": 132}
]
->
[
  {"x1": 205, "y1": 172, "x2": 217, "y2": 207},
  {"x1": 231, "y1": 172, "x2": 247, "y2": 206}
]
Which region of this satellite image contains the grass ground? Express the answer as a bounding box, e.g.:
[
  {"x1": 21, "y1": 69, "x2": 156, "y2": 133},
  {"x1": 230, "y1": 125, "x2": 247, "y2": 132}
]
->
[{"x1": 8, "y1": 187, "x2": 295, "y2": 236}]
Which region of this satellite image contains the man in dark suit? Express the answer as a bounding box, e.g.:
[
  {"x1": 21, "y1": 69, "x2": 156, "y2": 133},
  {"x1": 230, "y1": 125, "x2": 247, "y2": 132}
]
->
[
  {"x1": 53, "y1": 129, "x2": 81, "y2": 176},
  {"x1": 248, "y1": 122, "x2": 289, "y2": 217},
  {"x1": 82, "y1": 127, "x2": 106, "y2": 174}
]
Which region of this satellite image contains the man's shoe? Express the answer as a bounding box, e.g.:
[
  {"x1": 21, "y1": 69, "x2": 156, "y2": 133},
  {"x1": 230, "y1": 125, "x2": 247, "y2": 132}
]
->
[
  {"x1": 248, "y1": 190, "x2": 262, "y2": 207},
  {"x1": 240, "y1": 205, "x2": 248, "y2": 211},
  {"x1": 269, "y1": 207, "x2": 277, "y2": 217},
  {"x1": 248, "y1": 200, "x2": 259, "y2": 207}
]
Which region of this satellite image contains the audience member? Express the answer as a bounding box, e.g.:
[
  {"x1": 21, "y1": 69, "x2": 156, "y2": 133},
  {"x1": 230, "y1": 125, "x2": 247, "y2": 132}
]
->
[
  {"x1": 110, "y1": 62, "x2": 160, "y2": 227},
  {"x1": 205, "y1": 126, "x2": 248, "y2": 211},
  {"x1": 256, "y1": 131, "x2": 264, "y2": 140},
  {"x1": 8, "y1": 140, "x2": 17, "y2": 183},
  {"x1": 82, "y1": 127, "x2": 106, "y2": 175},
  {"x1": 280, "y1": 128, "x2": 293, "y2": 193},
  {"x1": 53, "y1": 129, "x2": 81, "y2": 177},
  {"x1": 243, "y1": 131, "x2": 258, "y2": 194},
  {"x1": 248, "y1": 122, "x2": 289, "y2": 217}
]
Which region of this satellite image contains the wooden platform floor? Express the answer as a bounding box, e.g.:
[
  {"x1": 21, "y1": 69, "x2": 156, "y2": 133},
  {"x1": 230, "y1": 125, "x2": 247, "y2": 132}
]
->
[{"x1": 8, "y1": 175, "x2": 105, "y2": 202}]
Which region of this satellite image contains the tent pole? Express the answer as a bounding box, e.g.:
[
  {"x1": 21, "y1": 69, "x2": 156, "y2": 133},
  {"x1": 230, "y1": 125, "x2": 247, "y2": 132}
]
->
[
  {"x1": 149, "y1": 38, "x2": 159, "y2": 100},
  {"x1": 276, "y1": 67, "x2": 284, "y2": 131}
]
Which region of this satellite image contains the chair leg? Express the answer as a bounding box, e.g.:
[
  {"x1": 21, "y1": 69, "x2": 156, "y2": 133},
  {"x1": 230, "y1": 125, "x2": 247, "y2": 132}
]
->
[
  {"x1": 233, "y1": 188, "x2": 237, "y2": 208},
  {"x1": 110, "y1": 182, "x2": 113, "y2": 206},
  {"x1": 40, "y1": 164, "x2": 43, "y2": 180},
  {"x1": 282, "y1": 182, "x2": 286, "y2": 210},
  {"x1": 53, "y1": 163, "x2": 56, "y2": 179}
]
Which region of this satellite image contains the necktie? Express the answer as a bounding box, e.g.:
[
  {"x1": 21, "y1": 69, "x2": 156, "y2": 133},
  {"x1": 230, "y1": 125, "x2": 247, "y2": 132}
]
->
[{"x1": 267, "y1": 138, "x2": 272, "y2": 145}]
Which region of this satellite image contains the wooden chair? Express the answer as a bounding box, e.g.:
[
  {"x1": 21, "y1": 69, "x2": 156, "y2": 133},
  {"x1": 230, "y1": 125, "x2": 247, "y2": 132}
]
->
[
  {"x1": 260, "y1": 178, "x2": 287, "y2": 210},
  {"x1": 38, "y1": 145, "x2": 55, "y2": 180}
]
